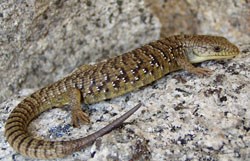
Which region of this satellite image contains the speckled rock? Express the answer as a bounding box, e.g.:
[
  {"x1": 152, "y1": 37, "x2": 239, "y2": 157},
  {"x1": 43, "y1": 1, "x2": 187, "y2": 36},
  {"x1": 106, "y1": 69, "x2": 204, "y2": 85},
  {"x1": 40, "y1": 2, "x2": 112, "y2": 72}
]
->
[
  {"x1": 145, "y1": 0, "x2": 250, "y2": 42},
  {"x1": 0, "y1": 44, "x2": 249, "y2": 161},
  {"x1": 0, "y1": 0, "x2": 249, "y2": 161},
  {"x1": 0, "y1": 0, "x2": 160, "y2": 102}
]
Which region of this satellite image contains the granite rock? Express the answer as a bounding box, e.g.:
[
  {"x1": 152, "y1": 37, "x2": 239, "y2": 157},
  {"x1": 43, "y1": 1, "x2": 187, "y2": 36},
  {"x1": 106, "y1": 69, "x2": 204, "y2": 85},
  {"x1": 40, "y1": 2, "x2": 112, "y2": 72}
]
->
[{"x1": 0, "y1": 0, "x2": 249, "y2": 161}]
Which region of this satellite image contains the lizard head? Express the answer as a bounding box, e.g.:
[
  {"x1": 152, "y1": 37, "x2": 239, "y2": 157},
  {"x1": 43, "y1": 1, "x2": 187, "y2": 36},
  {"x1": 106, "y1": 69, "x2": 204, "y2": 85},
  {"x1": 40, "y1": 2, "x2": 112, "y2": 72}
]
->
[{"x1": 186, "y1": 35, "x2": 240, "y2": 63}]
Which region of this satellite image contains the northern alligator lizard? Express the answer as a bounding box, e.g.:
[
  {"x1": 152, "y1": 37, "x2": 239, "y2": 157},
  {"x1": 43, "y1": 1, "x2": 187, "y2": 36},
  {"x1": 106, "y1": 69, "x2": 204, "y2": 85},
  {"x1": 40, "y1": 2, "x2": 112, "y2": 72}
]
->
[{"x1": 4, "y1": 35, "x2": 240, "y2": 159}]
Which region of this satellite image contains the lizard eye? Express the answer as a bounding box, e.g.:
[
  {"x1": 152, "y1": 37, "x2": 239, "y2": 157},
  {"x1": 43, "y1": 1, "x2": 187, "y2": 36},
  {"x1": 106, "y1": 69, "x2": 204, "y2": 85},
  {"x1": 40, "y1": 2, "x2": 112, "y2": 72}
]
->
[{"x1": 213, "y1": 46, "x2": 222, "y2": 52}]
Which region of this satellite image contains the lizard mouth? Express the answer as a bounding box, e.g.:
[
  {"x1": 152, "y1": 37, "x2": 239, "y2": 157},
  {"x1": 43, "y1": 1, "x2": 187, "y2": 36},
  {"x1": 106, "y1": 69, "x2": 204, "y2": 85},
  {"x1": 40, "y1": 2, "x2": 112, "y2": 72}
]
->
[
  {"x1": 190, "y1": 51, "x2": 239, "y2": 63},
  {"x1": 205, "y1": 54, "x2": 238, "y2": 60}
]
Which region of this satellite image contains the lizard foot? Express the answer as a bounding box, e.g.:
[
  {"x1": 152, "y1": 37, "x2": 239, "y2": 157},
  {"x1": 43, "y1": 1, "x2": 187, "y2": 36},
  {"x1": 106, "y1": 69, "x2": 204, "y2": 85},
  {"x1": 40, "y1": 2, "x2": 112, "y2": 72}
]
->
[
  {"x1": 72, "y1": 109, "x2": 90, "y2": 128},
  {"x1": 190, "y1": 67, "x2": 212, "y2": 76}
]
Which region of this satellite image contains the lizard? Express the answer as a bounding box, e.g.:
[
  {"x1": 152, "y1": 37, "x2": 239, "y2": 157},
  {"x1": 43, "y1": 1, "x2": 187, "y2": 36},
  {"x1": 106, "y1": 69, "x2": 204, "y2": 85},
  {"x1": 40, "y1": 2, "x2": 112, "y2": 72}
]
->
[{"x1": 4, "y1": 35, "x2": 240, "y2": 159}]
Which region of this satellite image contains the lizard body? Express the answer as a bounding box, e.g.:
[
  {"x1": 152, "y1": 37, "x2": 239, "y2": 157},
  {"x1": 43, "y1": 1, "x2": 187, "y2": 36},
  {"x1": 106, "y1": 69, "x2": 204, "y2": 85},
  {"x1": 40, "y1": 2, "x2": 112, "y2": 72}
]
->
[{"x1": 4, "y1": 35, "x2": 239, "y2": 159}]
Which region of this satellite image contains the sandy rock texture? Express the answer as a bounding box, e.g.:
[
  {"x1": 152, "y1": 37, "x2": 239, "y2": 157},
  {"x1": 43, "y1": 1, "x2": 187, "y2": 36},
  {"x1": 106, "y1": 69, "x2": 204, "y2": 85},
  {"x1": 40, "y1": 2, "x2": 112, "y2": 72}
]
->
[{"x1": 0, "y1": 0, "x2": 249, "y2": 161}]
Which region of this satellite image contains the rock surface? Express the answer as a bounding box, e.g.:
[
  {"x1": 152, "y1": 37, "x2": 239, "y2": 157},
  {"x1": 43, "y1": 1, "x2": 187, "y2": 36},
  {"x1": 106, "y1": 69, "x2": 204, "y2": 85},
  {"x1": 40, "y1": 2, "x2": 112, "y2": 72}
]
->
[
  {"x1": 0, "y1": 0, "x2": 249, "y2": 161},
  {"x1": 0, "y1": 0, "x2": 160, "y2": 102}
]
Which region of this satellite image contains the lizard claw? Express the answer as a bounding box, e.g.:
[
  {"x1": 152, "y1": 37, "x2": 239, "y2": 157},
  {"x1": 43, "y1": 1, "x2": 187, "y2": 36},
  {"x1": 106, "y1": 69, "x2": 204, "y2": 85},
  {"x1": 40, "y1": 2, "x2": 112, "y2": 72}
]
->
[
  {"x1": 191, "y1": 67, "x2": 213, "y2": 77},
  {"x1": 72, "y1": 109, "x2": 90, "y2": 128}
]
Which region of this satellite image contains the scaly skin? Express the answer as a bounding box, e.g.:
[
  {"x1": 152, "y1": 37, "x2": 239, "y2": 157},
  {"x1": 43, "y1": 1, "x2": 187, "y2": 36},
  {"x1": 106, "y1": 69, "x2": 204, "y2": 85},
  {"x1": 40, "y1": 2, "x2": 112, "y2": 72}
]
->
[{"x1": 4, "y1": 35, "x2": 239, "y2": 159}]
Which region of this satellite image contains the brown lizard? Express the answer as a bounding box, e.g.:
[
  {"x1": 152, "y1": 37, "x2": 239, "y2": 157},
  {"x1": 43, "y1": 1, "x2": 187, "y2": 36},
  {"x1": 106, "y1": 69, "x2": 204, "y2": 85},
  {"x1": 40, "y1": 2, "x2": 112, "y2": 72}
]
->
[{"x1": 4, "y1": 35, "x2": 240, "y2": 159}]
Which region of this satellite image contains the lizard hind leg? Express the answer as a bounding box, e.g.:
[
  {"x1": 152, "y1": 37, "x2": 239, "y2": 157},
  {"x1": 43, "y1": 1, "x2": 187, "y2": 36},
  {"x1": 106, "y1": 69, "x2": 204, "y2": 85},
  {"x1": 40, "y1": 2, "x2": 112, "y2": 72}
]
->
[{"x1": 68, "y1": 88, "x2": 90, "y2": 128}]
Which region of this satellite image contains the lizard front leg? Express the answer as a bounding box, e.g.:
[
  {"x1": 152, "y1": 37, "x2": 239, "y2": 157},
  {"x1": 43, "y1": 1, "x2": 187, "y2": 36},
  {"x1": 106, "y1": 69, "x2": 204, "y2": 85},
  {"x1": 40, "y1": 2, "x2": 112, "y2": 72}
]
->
[{"x1": 176, "y1": 54, "x2": 212, "y2": 76}]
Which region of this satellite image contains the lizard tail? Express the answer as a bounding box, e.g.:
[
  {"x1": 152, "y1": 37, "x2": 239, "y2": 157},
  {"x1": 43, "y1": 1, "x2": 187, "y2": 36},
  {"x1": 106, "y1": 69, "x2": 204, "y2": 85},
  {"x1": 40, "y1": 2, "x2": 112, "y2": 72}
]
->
[{"x1": 4, "y1": 92, "x2": 141, "y2": 159}]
